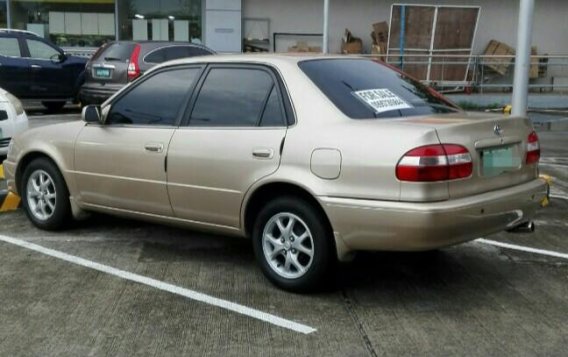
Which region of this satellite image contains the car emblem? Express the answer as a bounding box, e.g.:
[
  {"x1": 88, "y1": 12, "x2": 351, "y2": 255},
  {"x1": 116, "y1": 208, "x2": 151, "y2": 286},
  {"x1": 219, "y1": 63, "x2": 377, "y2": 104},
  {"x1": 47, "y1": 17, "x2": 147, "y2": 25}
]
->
[{"x1": 494, "y1": 123, "x2": 504, "y2": 137}]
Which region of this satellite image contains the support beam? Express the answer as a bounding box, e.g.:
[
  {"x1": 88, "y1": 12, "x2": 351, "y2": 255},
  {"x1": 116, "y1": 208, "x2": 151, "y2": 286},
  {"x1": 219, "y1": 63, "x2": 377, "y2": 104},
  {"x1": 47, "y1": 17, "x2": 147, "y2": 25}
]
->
[
  {"x1": 511, "y1": 0, "x2": 535, "y2": 117},
  {"x1": 6, "y1": 0, "x2": 12, "y2": 28},
  {"x1": 322, "y1": 0, "x2": 330, "y2": 54}
]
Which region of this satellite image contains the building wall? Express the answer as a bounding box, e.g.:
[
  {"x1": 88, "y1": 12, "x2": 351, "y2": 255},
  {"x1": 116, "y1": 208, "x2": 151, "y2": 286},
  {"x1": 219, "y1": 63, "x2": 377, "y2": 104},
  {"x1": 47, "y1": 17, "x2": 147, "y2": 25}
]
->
[{"x1": 243, "y1": 0, "x2": 568, "y2": 55}]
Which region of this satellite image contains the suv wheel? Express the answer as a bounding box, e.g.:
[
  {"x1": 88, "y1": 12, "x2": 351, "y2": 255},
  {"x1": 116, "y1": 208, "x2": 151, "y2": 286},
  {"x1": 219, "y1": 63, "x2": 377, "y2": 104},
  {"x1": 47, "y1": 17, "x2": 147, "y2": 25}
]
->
[
  {"x1": 252, "y1": 196, "x2": 335, "y2": 292},
  {"x1": 21, "y1": 158, "x2": 71, "y2": 230},
  {"x1": 41, "y1": 101, "x2": 66, "y2": 113}
]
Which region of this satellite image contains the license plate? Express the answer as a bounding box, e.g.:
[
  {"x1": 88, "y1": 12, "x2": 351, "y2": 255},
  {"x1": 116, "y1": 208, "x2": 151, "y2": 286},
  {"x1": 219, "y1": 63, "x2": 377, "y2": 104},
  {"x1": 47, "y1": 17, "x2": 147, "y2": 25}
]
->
[
  {"x1": 481, "y1": 146, "x2": 520, "y2": 177},
  {"x1": 94, "y1": 68, "x2": 111, "y2": 78}
]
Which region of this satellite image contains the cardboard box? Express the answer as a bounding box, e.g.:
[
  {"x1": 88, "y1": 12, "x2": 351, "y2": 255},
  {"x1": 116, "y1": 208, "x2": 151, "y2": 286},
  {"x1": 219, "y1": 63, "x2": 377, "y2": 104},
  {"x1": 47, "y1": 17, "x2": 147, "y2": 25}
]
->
[
  {"x1": 483, "y1": 40, "x2": 515, "y2": 76},
  {"x1": 287, "y1": 41, "x2": 321, "y2": 53},
  {"x1": 341, "y1": 29, "x2": 363, "y2": 54},
  {"x1": 371, "y1": 21, "x2": 389, "y2": 45}
]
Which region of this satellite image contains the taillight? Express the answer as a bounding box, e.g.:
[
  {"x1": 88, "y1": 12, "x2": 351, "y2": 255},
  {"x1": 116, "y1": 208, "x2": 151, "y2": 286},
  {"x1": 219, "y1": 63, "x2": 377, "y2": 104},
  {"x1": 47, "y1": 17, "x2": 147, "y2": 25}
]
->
[
  {"x1": 526, "y1": 131, "x2": 540, "y2": 165},
  {"x1": 127, "y1": 44, "x2": 141, "y2": 81},
  {"x1": 396, "y1": 144, "x2": 473, "y2": 182}
]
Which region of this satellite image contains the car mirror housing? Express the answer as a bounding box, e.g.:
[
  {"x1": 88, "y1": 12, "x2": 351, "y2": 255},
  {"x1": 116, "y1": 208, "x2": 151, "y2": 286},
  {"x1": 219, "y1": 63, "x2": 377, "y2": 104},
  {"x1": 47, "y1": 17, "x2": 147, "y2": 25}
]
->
[
  {"x1": 50, "y1": 53, "x2": 66, "y2": 63},
  {"x1": 82, "y1": 105, "x2": 101, "y2": 124}
]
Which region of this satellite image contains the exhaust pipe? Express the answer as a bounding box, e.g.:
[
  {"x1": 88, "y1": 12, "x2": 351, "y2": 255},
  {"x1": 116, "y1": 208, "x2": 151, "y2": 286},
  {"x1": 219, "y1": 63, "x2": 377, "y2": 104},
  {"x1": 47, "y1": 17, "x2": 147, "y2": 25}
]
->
[{"x1": 507, "y1": 221, "x2": 535, "y2": 233}]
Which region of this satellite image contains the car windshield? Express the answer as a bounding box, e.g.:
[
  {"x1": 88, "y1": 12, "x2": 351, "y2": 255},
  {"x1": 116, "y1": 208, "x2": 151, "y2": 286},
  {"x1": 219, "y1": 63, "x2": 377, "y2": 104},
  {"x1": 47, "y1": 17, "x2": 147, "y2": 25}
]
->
[{"x1": 298, "y1": 58, "x2": 461, "y2": 119}]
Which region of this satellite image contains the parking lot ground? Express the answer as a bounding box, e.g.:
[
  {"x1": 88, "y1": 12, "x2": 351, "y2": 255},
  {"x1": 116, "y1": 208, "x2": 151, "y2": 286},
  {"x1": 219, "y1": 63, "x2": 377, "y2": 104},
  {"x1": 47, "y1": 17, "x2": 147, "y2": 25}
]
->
[{"x1": 0, "y1": 113, "x2": 567, "y2": 356}]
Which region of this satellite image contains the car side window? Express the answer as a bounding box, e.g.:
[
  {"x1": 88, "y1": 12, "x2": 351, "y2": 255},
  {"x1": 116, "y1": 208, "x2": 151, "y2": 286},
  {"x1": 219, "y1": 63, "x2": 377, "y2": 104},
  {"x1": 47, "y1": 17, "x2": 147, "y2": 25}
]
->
[
  {"x1": 0, "y1": 37, "x2": 22, "y2": 57},
  {"x1": 189, "y1": 68, "x2": 275, "y2": 127},
  {"x1": 26, "y1": 39, "x2": 60, "y2": 60},
  {"x1": 144, "y1": 48, "x2": 167, "y2": 64},
  {"x1": 107, "y1": 67, "x2": 200, "y2": 126},
  {"x1": 259, "y1": 86, "x2": 285, "y2": 127}
]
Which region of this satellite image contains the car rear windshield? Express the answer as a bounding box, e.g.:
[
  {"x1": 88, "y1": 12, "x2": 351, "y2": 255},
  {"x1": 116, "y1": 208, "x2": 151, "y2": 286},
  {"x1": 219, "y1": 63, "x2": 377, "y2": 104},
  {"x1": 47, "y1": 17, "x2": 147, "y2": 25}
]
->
[
  {"x1": 298, "y1": 59, "x2": 460, "y2": 119},
  {"x1": 93, "y1": 43, "x2": 136, "y2": 62}
]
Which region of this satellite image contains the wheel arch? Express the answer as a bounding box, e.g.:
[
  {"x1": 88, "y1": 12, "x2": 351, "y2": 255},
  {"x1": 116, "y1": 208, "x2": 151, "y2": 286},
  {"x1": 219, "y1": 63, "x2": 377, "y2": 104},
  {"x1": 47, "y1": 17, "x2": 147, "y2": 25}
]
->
[
  {"x1": 242, "y1": 180, "x2": 339, "y2": 249},
  {"x1": 16, "y1": 151, "x2": 65, "y2": 194}
]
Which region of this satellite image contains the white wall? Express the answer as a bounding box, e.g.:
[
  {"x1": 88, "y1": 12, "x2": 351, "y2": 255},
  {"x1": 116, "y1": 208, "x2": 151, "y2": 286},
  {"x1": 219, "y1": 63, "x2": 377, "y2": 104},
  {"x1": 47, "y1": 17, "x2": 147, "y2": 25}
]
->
[{"x1": 243, "y1": 0, "x2": 568, "y2": 55}]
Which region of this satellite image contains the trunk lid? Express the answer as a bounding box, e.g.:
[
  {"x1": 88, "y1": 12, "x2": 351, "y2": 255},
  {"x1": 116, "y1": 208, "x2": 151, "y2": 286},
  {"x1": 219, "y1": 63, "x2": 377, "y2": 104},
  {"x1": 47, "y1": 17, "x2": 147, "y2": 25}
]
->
[{"x1": 401, "y1": 112, "x2": 538, "y2": 198}]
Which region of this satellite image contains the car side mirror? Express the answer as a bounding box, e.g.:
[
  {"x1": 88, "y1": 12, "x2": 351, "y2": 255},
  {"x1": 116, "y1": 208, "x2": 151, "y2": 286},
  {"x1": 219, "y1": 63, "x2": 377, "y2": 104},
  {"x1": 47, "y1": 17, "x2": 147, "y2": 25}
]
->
[
  {"x1": 50, "y1": 53, "x2": 66, "y2": 63},
  {"x1": 82, "y1": 105, "x2": 102, "y2": 124}
]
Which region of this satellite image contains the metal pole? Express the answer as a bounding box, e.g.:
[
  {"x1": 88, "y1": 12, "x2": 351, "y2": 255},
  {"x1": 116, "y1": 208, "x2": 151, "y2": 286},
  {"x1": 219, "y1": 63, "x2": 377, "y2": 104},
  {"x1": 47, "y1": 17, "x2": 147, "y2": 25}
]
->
[
  {"x1": 6, "y1": 0, "x2": 12, "y2": 28},
  {"x1": 114, "y1": 0, "x2": 119, "y2": 41},
  {"x1": 511, "y1": 0, "x2": 535, "y2": 117},
  {"x1": 323, "y1": 0, "x2": 329, "y2": 54}
]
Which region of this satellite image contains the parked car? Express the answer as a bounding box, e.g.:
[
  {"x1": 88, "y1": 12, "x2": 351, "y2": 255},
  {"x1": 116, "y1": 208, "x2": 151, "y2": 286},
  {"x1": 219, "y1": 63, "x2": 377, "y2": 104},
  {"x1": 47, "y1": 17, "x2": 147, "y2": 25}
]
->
[
  {"x1": 3, "y1": 55, "x2": 547, "y2": 292},
  {"x1": 0, "y1": 87, "x2": 28, "y2": 159},
  {"x1": 79, "y1": 41, "x2": 215, "y2": 105},
  {"x1": 0, "y1": 29, "x2": 88, "y2": 112}
]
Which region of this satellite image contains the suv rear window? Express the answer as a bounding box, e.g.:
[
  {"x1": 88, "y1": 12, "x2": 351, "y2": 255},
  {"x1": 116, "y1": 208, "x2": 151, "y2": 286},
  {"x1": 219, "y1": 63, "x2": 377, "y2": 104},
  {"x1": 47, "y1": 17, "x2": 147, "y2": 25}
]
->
[
  {"x1": 94, "y1": 42, "x2": 135, "y2": 62},
  {"x1": 298, "y1": 59, "x2": 460, "y2": 119}
]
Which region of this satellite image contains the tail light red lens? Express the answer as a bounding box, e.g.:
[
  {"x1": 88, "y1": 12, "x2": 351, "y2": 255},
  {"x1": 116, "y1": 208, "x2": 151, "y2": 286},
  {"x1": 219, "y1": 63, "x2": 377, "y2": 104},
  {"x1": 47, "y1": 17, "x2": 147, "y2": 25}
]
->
[
  {"x1": 526, "y1": 131, "x2": 540, "y2": 165},
  {"x1": 396, "y1": 144, "x2": 473, "y2": 182},
  {"x1": 127, "y1": 44, "x2": 141, "y2": 81}
]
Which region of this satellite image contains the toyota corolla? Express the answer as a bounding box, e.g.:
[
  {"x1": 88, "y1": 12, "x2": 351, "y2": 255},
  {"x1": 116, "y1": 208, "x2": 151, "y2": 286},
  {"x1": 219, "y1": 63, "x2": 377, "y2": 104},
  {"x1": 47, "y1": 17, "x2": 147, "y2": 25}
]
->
[{"x1": 3, "y1": 55, "x2": 548, "y2": 292}]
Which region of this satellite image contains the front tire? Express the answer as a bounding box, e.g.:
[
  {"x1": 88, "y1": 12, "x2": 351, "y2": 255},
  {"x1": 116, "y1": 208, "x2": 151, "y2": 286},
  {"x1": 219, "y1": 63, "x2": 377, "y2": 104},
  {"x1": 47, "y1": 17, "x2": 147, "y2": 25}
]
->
[
  {"x1": 252, "y1": 196, "x2": 335, "y2": 292},
  {"x1": 21, "y1": 158, "x2": 71, "y2": 230}
]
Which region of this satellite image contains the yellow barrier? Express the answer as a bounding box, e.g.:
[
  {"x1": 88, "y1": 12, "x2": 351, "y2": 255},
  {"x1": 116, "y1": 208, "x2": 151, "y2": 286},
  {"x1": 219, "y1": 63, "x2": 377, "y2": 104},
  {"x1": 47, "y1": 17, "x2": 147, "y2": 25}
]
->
[{"x1": 0, "y1": 164, "x2": 21, "y2": 212}]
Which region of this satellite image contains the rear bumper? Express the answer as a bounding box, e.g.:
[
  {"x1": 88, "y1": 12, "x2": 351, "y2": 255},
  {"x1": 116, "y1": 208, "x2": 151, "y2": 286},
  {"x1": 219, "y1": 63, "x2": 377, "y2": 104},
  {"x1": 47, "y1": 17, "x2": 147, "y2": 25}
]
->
[
  {"x1": 79, "y1": 84, "x2": 124, "y2": 105},
  {"x1": 320, "y1": 178, "x2": 548, "y2": 257}
]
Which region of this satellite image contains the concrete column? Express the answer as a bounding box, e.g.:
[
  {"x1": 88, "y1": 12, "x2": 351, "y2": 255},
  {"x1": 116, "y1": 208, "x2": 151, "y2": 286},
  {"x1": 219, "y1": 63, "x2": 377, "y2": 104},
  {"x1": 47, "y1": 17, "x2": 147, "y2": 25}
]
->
[
  {"x1": 322, "y1": 0, "x2": 329, "y2": 54},
  {"x1": 511, "y1": 0, "x2": 535, "y2": 117}
]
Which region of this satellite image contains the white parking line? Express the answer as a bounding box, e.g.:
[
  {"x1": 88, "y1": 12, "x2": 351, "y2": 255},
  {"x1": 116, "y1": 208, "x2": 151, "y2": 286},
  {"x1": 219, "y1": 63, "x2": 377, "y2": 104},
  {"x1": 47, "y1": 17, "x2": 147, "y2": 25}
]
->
[
  {"x1": 540, "y1": 163, "x2": 568, "y2": 169},
  {"x1": 0, "y1": 234, "x2": 316, "y2": 335},
  {"x1": 477, "y1": 238, "x2": 568, "y2": 260},
  {"x1": 551, "y1": 194, "x2": 568, "y2": 200}
]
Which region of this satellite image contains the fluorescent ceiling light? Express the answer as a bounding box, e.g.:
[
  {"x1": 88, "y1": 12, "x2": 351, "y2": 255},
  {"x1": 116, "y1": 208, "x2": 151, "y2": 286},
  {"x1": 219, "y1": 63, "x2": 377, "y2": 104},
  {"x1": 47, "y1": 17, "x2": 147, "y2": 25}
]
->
[{"x1": 134, "y1": 14, "x2": 144, "y2": 19}]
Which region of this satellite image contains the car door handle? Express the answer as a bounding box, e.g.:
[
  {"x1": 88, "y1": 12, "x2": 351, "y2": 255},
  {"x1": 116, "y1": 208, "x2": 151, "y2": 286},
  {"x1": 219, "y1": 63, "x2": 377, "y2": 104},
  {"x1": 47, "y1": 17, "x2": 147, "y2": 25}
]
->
[
  {"x1": 252, "y1": 148, "x2": 274, "y2": 159},
  {"x1": 30, "y1": 64, "x2": 42, "y2": 70},
  {"x1": 144, "y1": 143, "x2": 164, "y2": 153}
]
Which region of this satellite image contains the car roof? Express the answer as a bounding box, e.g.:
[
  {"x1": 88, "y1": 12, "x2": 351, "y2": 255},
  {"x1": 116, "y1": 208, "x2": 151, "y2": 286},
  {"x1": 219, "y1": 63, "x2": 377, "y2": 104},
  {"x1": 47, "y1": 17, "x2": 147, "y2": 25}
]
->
[
  {"x1": 156, "y1": 53, "x2": 361, "y2": 68},
  {"x1": 0, "y1": 29, "x2": 40, "y2": 37}
]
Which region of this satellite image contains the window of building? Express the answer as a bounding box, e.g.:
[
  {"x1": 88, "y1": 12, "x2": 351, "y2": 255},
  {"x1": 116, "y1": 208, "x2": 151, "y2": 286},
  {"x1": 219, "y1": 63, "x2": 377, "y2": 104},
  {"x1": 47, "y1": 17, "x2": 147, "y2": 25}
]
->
[
  {"x1": 107, "y1": 67, "x2": 200, "y2": 126},
  {"x1": 117, "y1": 0, "x2": 202, "y2": 43},
  {"x1": 0, "y1": 1, "x2": 7, "y2": 28},
  {"x1": 189, "y1": 68, "x2": 276, "y2": 127},
  {"x1": 9, "y1": 0, "x2": 115, "y2": 47}
]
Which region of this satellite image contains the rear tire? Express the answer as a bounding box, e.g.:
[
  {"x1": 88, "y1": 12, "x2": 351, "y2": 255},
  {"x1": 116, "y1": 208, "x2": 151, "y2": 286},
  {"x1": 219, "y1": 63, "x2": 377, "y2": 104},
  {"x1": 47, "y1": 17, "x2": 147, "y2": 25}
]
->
[
  {"x1": 21, "y1": 158, "x2": 71, "y2": 230},
  {"x1": 252, "y1": 196, "x2": 336, "y2": 292},
  {"x1": 41, "y1": 101, "x2": 66, "y2": 113}
]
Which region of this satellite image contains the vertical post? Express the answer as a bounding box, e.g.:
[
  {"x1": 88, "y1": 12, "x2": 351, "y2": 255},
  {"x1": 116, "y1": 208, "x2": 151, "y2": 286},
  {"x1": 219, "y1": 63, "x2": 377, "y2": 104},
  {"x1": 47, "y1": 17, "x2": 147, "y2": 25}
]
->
[
  {"x1": 399, "y1": 5, "x2": 406, "y2": 68},
  {"x1": 114, "y1": 0, "x2": 120, "y2": 40},
  {"x1": 6, "y1": 0, "x2": 12, "y2": 28},
  {"x1": 322, "y1": 0, "x2": 329, "y2": 54},
  {"x1": 511, "y1": 0, "x2": 535, "y2": 117}
]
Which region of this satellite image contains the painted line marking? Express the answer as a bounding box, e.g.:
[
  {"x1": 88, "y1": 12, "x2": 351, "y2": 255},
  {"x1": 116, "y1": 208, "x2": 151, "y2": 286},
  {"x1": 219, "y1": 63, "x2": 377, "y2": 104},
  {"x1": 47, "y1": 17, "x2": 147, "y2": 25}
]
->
[
  {"x1": 550, "y1": 194, "x2": 568, "y2": 200},
  {"x1": 0, "y1": 234, "x2": 316, "y2": 335},
  {"x1": 477, "y1": 238, "x2": 568, "y2": 260}
]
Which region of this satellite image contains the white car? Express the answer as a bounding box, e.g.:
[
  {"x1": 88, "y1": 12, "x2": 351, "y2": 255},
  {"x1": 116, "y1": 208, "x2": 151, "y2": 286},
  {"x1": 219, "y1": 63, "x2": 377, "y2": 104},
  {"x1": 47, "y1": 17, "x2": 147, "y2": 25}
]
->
[{"x1": 0, "y1": 88, "x2": 28, "y2": 157}]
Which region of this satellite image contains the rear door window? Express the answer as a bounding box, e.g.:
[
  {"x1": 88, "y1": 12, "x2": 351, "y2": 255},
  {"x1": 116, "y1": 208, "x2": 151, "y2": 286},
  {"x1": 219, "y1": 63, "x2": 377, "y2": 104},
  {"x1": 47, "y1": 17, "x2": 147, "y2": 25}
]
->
[
  {"x1": 299, "y1": 59, "x2": 460, "y2": 119},
  {"x1": 145, "y1": 46, "x2": 212, "y2": 64},
  {"x1": 0, "y1": 37, "x2": 22, "y2": 57},
  {"x1": 107, "y1": 67, "x2": 201, "y2": 126},
  {"x1": 189, "y1": 67, "x2": 275, "y2": 127},
  {"x1": 97, "y1": 43, "x2": 135, "y2": 62}
]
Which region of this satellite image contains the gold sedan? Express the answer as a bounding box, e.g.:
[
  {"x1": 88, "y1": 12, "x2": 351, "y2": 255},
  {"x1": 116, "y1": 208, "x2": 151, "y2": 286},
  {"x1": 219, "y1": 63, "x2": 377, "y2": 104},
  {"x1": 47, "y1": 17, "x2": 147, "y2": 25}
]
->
[{"x1": 3, "y1": 55, "x2": 548, "y2": 291}]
